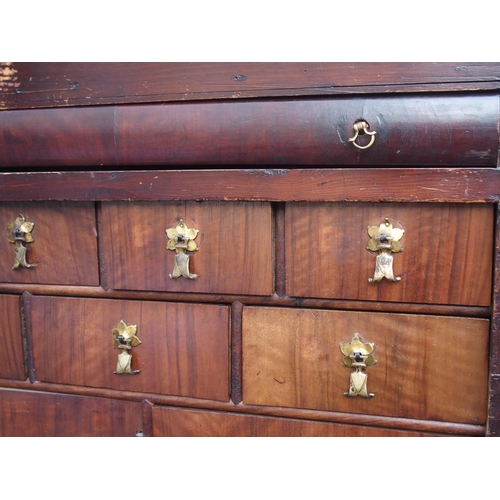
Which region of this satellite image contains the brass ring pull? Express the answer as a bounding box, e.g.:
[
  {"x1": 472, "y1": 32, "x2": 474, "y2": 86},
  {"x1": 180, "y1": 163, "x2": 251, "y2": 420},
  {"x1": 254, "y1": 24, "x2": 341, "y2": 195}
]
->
[{"x1": 348, "y1": 120, "x2": 377, "y2": 150}]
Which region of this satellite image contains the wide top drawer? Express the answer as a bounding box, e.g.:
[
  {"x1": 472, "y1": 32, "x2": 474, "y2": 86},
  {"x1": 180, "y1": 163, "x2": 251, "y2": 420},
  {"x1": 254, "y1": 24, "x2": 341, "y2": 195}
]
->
[{"x1": 0, "y1": 94, "x2": 497, "y2": 167}]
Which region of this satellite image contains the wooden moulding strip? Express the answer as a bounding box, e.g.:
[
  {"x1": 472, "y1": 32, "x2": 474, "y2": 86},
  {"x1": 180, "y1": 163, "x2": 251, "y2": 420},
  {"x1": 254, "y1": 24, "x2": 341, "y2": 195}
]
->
[
  {"x1": 0, "y1": 380, "x2": 485, "y2": 436},
  {"x1": 0, "y1": 168, "x2": 500, "y2": 203},
  {"x1": 0, "y1": 284, "x2": 491, "y2": 319}
]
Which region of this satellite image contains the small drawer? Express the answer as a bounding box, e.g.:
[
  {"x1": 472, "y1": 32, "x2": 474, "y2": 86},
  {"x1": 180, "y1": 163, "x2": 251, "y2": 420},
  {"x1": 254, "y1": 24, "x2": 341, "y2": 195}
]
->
[
  {"x1": 100, "y1": 201, "x2": 273, "y2": 296},
  {"x1": 243, "y1": 306, "x2": 489, "y2": 425},
  {"x1": 285, "y1": 202, "x2": 494, "y2": 306},
  {"x1": 151, "y1": 406, "x2": 437, "y2": 437},
  {"x1": 0, "y1": 389, "x2": 143, "y2": 437},
  {"x1": 0, "y1": 202, "x2": 99, "y2": 286},
  {"x1": 28, "y1": 295, "x2": 230, "y2": 401},
  {"x1": 0, "y1": 294, "x2": 25, "y2": 381}
]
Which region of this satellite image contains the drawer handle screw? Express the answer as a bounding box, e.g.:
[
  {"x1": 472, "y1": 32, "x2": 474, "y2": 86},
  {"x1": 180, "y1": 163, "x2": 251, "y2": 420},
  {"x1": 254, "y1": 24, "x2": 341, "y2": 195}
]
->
[
  {"x1": 6, "y1": 213, "x2": 37, "y2": 270},
  {"x1": 348, "y1": 120, "x2": 377, "y2": 150},
  {"x1": 340, "y1": 333, "x2": 377, "y2": 398},
  {"x1": 111, "y1": 320, "x2": 142, "y2": 375},
  {"x1": 166, "y1": 219, "x2": 199, "y2": 279}
]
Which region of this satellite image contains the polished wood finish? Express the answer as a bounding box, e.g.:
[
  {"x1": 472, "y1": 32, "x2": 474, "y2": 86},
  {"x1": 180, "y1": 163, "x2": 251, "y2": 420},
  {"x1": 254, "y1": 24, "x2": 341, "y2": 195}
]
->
[
  {"x1": 2, "y1": 62, "x2": 499, "y2": 110},
  {"x1": 1, "y1": 95, "x2": 498, "y2": 168},
  {"x1": 243, "y1": 306, "x2": 489, "y2": 425},
  {"x1": 100, "y1": 201, "x2": 273, "y2": 295},
  {"x1": 285, "y1": 202, "x2": 494, "y2": 306},
  {"x1": 151, "y1": 406, "x2": 440, "y2": 437},
  {"x1": 0, "y1": 63, "x2": 498, "y2": 437},
  {"x1": 0, "y1": 295, "x2": 25, "y2": 380},
  {"x1": 0, "y1": 202, "x2": 99, "y2": 286},
  {"x1": 1, "y1": 169, "x2": 499, "y2": 203},
  {"x1": 27, "y1": 295, "x2": 230, "y2": 401},
  {"x1": 0, "y1": 388, "x2": 143, "y2": 437}
]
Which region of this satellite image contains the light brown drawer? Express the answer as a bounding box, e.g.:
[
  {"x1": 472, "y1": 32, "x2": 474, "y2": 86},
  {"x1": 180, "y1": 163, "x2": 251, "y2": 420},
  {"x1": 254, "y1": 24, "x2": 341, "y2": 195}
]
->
[
  {"x1": 28, "y1": 295, "x2": 230, "y2": 401},
  {"x1": 100, "y1": 201, "x2": 273, "y2": 296},
  {"x1": 285, "y1": 202, "x2": 493, "y2": 306},
  {"x1": 0, "y1": 388, "x2": 143, "y2": 437},
  {"x1": 0, "y1": 294, "x2": 25, "y2": 381},
  {"x1": 151, "y1": 406, "x2": 439, "y2": 437},
  {"x1": 0, "y1": 202, "x2": 99, "y2": 286},
  {"x1": 242, "y1": 306, "x2": 489, "y2": 425}
]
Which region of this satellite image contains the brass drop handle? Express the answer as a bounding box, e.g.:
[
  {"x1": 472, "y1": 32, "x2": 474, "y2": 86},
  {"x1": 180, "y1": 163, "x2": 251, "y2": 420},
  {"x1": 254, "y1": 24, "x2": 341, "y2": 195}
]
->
[
  {"x1": 166, "y1": 219, "x2": 199, "y2": 279},
  {"x1": 348, "y1": 120, "x2": 377, "y2": 150},
  {"x1": 340, "y1": 333, "x2": 377, "y2": 398},
  {"x1": 7, "y1": 214, "x2": 37, "y2": 270},
  {"x1": 111, "y1": 320, "x2": 141, "y2": 375}
]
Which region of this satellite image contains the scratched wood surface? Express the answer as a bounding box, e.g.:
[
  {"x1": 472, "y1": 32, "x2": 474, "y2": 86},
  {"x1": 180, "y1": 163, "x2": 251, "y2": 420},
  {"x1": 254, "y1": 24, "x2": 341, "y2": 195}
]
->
[
  {"x1": 100, "y1": 201, "x2": 274, "y2": 296},
  {"x1": 0, "y1": 202, "x2": 99, "y2": 286},
  {"x1": 0, "y1": 94, "x2": 498, "y2": 167},
  {"x1": 242, "y1": 306, "x2": 490, "y2": 425},
  {"x1": 28, "y1": 295, "x2": 230, "y2": 402},
  {"x1": 0, "y1": 388, "x2": 143, "y2": 436},
  {"x1": 0, "y1": 295, "x2": 25, "y2": 381},
  {"x1": 285, "y1": 202, "x2": 494, "y2": 306},
  {"x1": 2, "y1": 62, "x2": 500, "y2": 109},
  {"x1": 151, "y1": 406, "x2": 441, "y2": 437}
]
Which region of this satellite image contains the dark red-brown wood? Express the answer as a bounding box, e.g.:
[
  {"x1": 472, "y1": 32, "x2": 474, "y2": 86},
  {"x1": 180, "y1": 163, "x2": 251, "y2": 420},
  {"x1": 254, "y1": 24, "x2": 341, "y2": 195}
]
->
[
  {"x1": 2, "y1": 62, "x2": 500, "y2": 110},
  {"x1": 0, "y1": 388, "x2": 143, "y2": 436},
  {"x1": 0, "y1": 295, "x2": 25, "y2": 380},
  {"x1": 1, "y1": 95, "x2": 498, "y2": 167},
  {"x1": 0, "y1": 169, "x2": 499, "y2": 202},
  {"x1": 151, "y1": 406, "x2": 441, "y2": 437}
]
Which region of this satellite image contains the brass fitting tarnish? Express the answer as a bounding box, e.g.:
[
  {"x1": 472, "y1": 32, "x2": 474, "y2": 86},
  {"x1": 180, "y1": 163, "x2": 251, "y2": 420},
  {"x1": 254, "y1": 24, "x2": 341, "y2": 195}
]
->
[
  {"x1": 7, "y1": 214, "x2": 37, "y2": 270},
  {"x1": 166, "y1": 219, "x2": 199, "y2": 279}
]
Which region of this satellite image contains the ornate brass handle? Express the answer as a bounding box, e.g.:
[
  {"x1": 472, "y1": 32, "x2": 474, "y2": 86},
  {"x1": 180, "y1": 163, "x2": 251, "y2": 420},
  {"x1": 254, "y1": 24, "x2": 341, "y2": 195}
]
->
[
  {"x1": 367, "y1": 217, "x2": 404, "y2": 282},
  {"x1": 348, "y1": 120, "x2": 377, "y2": 150},
  {"x1": 7, "y1": 214, "x2": 37, "y2": 270},
  {"x1": 165, "y1": 219, "x2": 199, "y2": 279},
  {"x1": 111, "y1": 320, "x2": 141, "y2": 374},
  {"x1": 340, "y1": 333, "x2": 377, "y2": 398}
]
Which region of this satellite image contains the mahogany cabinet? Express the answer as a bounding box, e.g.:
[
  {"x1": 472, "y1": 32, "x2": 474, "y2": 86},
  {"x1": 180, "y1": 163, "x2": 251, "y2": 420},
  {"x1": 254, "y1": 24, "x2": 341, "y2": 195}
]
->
[{"x1": 1, "y1": 62, "x2": 499, "y2": 437}]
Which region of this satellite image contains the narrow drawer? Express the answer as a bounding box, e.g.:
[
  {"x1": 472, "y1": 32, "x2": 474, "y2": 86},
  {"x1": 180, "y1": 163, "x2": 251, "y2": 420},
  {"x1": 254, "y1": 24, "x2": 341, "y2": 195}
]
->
[
  {"x1": 0, "y1": 202, "x2": 99, "y2": 286},
  {"x1": 285, "y1": 202, "x2": 494, "y2": 306},
  {"x1": 28, "y1": 295, "x2": 230, "y2": 402},
  {"x1": 100, "y1": 201, "x2": 273, "y2": 296},
  {"x1": 0, "y1": 388, "x2": 143, "y2": 437},
  {"x1": 151, "y1": 406, "x2": 437, "y2": 437},
  {"x1": 0, "y1": 295, "x2": 25, "y2": 381},
  {"x1": 242, "y1": 306, "x2": 489, "y2": 425},
  {"x1": 1, "y1": 95, "x2": 497, "y2": 167}
]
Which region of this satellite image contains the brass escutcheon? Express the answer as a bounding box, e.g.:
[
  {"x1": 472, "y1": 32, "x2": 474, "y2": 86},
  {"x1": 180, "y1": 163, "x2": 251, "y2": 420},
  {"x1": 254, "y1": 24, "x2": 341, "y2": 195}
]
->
[
  {"x1": 340, "y1": 333, "x2": 377, "y2": 398},
  {"x1": 7, "y1": 214, "x2": 37, "y2": 270},
  {"x1": 111, "y1": 320, "x2": 141, "y2": 375},
  {"x1": 348, "y1": 120, "x2": 377, "y2": 150},
  {"x1": 367, "y1": 217, "x2": 404, "y2": 283},
  {"x1": 165, "y1": 219, "x2": 199, "y2": 279}
]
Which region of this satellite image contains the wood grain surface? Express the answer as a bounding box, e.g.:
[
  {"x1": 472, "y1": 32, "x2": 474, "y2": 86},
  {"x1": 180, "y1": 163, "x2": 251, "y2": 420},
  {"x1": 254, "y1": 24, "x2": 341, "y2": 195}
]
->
[
  {"x1": 1, "y1": 95, "x2": 497, "y2": 167},
  {"x1": 285, "y1": 202, "x2": 494, "y2": 306},
  {"x1": 242, "y1": 306, "x2": 490, "y2": 425},
  {"x1": 0, "y1": 295, "x2": 25, "y2": 380},
  {"x1": 2, "y1": 62, "x2": 499, "y2": 109},
  {"x1": 0, "y1": 388, "x2": 143, "y2": 436},
  {"x1": 151, "y1": 406, "x2": 440, "y2": 437},
  {"x1": 0, "y1": 202, "x2": 99, "y2": 286},
  {"x1": 100, "y1": 201, "x2": 273, "y2": 296},
  {"x1": 28, "y1": 295, "x2": 230, "y2": 401}
]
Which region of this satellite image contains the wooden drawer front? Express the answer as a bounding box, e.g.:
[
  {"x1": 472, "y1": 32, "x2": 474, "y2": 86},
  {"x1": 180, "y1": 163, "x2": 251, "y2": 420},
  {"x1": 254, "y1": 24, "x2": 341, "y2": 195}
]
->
[
  {"x1": 0, "y1": 202, "x2": 99, "y2": 286},
  {"x1": 152, "y1": 406, "x2": 436, "y2": 437},
  {"x1": 286, "y1": 202, "x2": 493, "y2": 306},
  {"x1": 101, "y1": 201, "x2": 273, "y2": 295},
  {"x1": 0, "y1": 389, "x2": 143, "y2": 437},
  {"x1": 29, "y1": 296, "x2": 230, "y2": 401},
  {"x1": 1, "y1": 95, "x2": 497, "y2": 167},
  {"x1": 242, "y1": 307, "x2": 489, "y2": 425},
  {"x1": 0, "y1": 295, "x2": 25, "y2": 381}
]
